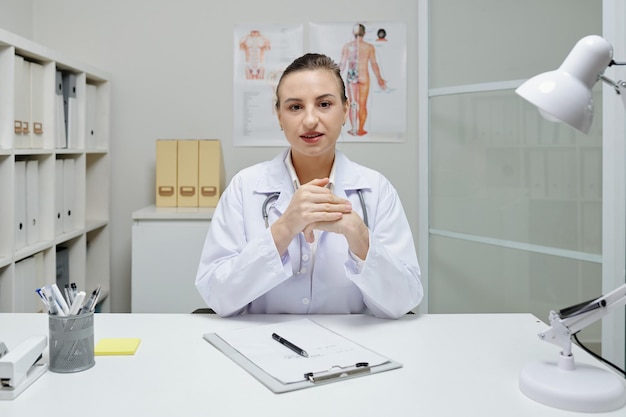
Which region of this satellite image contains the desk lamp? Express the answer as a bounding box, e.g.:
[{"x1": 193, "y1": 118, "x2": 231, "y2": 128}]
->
[{"x1": 516, "y1": 34, "x2": 626, "y2": 412}]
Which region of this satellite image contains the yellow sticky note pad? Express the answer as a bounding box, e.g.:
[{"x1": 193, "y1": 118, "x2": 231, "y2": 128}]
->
[{"x1": 95, "y1": 338, "x2": 141, "y2": 356}]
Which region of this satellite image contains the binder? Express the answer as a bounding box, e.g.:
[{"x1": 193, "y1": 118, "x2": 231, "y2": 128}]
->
[
  {"x1": 14, "y1": 160, "x2": 26, "y2": 250},
  {"x1": 62, "y1": 72, "x2": 78, "y2": 148},
  {"x1": 198, "y1": 140, "x2": 225, "y2": 207},
  {"x1": 0, "y1": 260, "x2": 13, "y2": 312},
  {"x1": 15, "y1": 256, "x2": 36, "y2": 313},
  {"x1": 13, "y1": 55, "x2": 23, "y2": 139},
  {"x1": 85, "y1": 83, "x2": 97, "y2": 148},
  {"x1": 55, "y1": 159, "x2": 64, "y2": 235},
  {"x1": 203, "y1": 319, "x2": 402, "y2": 393},
  {"x1": 177, "y1": 140, "x2": 199, "y2": 207},
  {"x1": 29, "y1": 61, "x2": 45, "y2": 148},
  {"x1": 155, "y1": 139, "x2": 178, "y2": 207},
  {"x1": 22, "y1": 60, "x2": 31, "y2": 139},
  {"x1": 25, "y1": 159, "x2": 40, "y2": 245},
  {"x1": 62, "y1": 158, "x2": 75, "y2": 232},
  {"x1": 32, "y1": 252, "x2": 45, "y2": 312},
  {"x1": 14, "y1": 257, "x2": 27, "y2": 312},
  {"x1": 13, "y1": 55, "x2": 29, "y2": 148},
  {"x1": 55, "y1": 71, "x2": 67, "y2": 148},
  {"x1": 56, "y1": 246, "x2": 70, "y2": 289}
]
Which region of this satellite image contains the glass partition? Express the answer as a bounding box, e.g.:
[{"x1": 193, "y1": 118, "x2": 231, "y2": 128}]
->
[{"x1": 429, "y1": 87, "x2": 603, "y2": 348}]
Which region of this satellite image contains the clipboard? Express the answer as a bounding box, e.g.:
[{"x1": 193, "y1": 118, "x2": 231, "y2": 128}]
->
[{"x1": 202, "y1": 319, "x2": 402, "y2": 393}]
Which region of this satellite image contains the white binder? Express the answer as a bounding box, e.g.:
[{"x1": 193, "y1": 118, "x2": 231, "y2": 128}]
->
[
  {"x1": 55, "y1": 159, "x2": 64, "y2": 235},
  {"x1": 85, "y1": 83, "x2": 97, "y2": 149},
  {"x1": 62, "y1": 158, "x2": 75, "y2": 232},
  {"x1": 29, "y1": 61, "x2": 45, "y2": 148},
  {"x1": 14, "y1": 256, "x2": 36, "y2": 313},
  {"x1": 32, "y1": 252, "x2": 45, "y2": 312},
  {"x1": 22, "y1": 61, "x2": 31, "y2": 139},
  {"x1": 25, "y1": 160, "x2": 40, "y2": 245},
  {"x1": 14, "y1": 160, "x2": 26, "y2": 250},
  {"x1": 0, "y1": 260, "x2": 15, "y2": 312},
  {"x1": 55, "y1": 71, "x2": 67, "y2": 148}
]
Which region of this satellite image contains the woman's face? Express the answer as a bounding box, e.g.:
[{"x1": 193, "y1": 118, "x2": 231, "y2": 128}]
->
[{"x1": 276, "y1": 69, "x2": 348, "y2": 161}]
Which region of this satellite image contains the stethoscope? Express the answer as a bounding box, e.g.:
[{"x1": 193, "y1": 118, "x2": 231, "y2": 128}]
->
[{"x1": 262, "y1": 190, "x2": 369, "y2": 229}]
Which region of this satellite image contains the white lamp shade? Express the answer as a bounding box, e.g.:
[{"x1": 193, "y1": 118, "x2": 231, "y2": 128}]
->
[{"x1": 516, "y1": 35, "x2": 613, "y2": 134}]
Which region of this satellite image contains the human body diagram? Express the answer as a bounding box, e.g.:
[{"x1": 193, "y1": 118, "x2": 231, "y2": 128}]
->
[
  {"x1": 339, "y1": 24, "x2": 387, "y2": 136},
  {"x1": 240, "y1": 30, "x2": 271, "y2": 80}
]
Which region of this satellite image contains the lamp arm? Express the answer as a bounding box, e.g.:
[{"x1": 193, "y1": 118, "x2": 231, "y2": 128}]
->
[
  {"x1": 608, "y1": 59, "x2": 626, "y2": 67},
  {"x1": 599, "y1": 73, "x2": 626, "y2": 109},
  {"x1": 617, "y1": 81, "x2": 626, "y2": 110},
  {"x1": 538, "y1": 283, "x2": 626, "y2": 355}
]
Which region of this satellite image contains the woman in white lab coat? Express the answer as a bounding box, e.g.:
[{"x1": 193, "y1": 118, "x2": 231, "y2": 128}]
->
[{"x1": 195, "y1": 53, "x2": 423, "y2": 319}]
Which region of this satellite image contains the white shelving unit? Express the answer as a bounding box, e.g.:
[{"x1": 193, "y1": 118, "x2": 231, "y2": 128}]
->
[{"x1": 0, "y1": 28, "x2": 110, "y2": 313}]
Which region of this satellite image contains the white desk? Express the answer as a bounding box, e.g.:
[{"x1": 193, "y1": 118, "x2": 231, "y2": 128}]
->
[
  {"x1": 131, "y1": 205, "x2": 213, "y2": 312},
  {"x1": 0, "y1": 313, "x2": 624, "y2": 417}
]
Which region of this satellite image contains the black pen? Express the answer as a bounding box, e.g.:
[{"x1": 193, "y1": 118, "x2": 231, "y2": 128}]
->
[{"x1": 272, "y1": 333, "x2": 309, "y2": 357}]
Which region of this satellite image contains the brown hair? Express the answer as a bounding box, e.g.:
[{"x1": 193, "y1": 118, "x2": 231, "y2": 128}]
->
[{"x1": 274, "y1": 53, "x2": 347, "y2": 111}]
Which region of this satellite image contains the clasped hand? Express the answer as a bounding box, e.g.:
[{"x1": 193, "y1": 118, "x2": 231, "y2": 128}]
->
[{"x1": 271, "y1": 178, "x2": 369, "y2": 259}]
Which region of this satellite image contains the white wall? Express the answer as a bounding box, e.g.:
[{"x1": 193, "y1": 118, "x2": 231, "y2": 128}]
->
[
  {"x1": 30, "y1": 0, "x2": 421, "y2": 312},
  {"x1": 0, "y1": 0, "x2": 33, "y2": 38}
]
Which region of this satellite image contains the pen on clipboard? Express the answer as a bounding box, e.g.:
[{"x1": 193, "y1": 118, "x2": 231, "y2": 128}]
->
[{"x1": 272, "y1": 333, "x2": 309, "y2": 358}]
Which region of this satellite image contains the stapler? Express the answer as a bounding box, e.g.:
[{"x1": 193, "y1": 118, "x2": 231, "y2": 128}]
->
[{"x1": 0, "y1": 335, "x2": 48, "y2": 400}]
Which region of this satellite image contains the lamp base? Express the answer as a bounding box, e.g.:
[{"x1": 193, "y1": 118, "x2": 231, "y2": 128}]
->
[{"x1": 519, "y1": 355, "x2": 626, "y2": 412}]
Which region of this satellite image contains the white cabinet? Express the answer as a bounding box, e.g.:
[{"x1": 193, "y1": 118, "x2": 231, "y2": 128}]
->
[
  {"x1": 0, "y1": 28, "x2": 110, "y2": 312},
  {"x1": 131, "y1": 205, "x2": 213, "y2": 313}
]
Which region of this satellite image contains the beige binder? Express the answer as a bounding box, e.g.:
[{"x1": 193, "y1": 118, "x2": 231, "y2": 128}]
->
[
  {"x1": 177, "y1": 140, "x2": 199, "y2": 207},
  {"x1": 29, "y1": 61, "x2": 45, "y2": 148},
  {"x1": 198, "y1": 140, "x2": 224, "y2": 207},
  {"x1": 155, "y1": 139, "x2": 178, "y2": 207},
  {"x1": 14, "y1": 55, "x2": 30, "y2": 148}
]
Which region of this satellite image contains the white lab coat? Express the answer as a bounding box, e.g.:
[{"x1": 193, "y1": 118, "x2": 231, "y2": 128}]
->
[{"x1": 195, "y1": 149, "x2": 423, "y2": 319}]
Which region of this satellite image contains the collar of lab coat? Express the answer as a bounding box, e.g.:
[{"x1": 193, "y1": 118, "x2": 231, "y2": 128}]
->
[{"x1": 254, "y1": 149, "x2": 372, "y2": 213}]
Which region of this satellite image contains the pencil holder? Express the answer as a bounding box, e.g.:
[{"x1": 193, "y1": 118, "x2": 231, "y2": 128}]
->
[{"x1": 48, "y1": 312, "x2": 95, "y2": 373}]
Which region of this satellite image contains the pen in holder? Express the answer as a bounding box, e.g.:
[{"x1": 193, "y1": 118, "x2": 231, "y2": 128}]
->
[{"x1": 48, "y1": 312, "x2": 95, "y2": 373}]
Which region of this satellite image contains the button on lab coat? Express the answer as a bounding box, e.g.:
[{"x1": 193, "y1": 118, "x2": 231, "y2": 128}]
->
[{"x1": 195, "y1": 149, "x2": 423, "y2": 318}]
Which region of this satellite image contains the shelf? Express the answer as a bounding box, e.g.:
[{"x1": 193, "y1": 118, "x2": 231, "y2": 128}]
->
[
  {"x1": 85, "y1": 220, "x2": 108, "y2": 233},
  {"x1": 0, "y1": 28, "x2": 110, "y2": 313},
  {"x1": 14, "y1": 240, "x2": 54, "y2": 263},
  {"x1": 0, "y1": 257, "x2": 11, "y2": 269}
]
